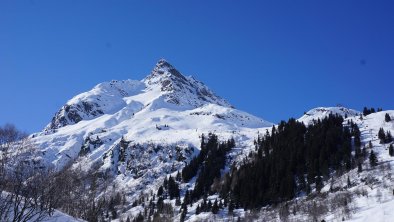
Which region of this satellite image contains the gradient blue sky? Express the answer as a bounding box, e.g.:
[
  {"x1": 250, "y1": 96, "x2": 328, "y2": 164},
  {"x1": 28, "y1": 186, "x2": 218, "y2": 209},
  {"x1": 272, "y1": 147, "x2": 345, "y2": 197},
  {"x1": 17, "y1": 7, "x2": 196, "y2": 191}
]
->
[{"x1": 1, "y1": 0, "x2": 393, "y2": 133}]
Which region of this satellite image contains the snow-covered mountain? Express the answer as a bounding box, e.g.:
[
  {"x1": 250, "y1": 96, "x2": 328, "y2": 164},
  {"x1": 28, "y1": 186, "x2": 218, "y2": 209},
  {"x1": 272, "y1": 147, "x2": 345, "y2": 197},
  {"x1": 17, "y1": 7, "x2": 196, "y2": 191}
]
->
[
  {"x1": 25, "y1": 60, "x2": 394, "y2": 221},
  {"x1": 30, "y1": 60, "x2": 272, "y2": 208},
  {"x1": 35, "y1": 59, "x2": 271, "y2": 162}
]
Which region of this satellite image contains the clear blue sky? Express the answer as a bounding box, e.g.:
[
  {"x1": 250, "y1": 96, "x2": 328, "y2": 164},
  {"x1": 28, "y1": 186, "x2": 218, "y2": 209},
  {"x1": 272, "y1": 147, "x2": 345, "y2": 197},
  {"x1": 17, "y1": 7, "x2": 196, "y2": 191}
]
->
[{"x1": 1, "y1": 1, "x2": 393, "y2": 133}]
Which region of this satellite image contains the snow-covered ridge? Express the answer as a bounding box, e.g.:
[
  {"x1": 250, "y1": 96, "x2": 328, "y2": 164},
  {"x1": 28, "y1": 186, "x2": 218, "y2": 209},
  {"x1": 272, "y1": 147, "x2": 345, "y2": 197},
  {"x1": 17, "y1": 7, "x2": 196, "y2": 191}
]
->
[
  {"x1": 46, "y1": 80, "x2": 145, "y2": 131},
  {"x1": 298, "y1": 106, "x2": 361, "y2": 125}
]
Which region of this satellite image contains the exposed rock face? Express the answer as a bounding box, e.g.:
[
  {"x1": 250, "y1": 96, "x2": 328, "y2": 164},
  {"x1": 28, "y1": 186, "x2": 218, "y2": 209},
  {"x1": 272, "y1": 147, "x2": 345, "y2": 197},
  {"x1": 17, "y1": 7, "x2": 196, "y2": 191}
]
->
[
  {"x1": 47, "y1": 102, "x2": 104, "y2": 130},
  {"x1": 143, "y1": 59, "x2": 232, "y2": 108}
]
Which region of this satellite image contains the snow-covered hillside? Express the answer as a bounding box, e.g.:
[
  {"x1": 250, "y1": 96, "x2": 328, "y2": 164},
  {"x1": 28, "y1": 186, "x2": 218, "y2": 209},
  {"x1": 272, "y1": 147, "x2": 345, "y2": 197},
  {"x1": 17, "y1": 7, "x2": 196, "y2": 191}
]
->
[
  {"x1": 267, "y1": 110, "x2": 394, "y2": 222},
  {"x1": 298, "y1": 106, "x2": 360, "y2": 125},
  {"x1": 323, "y1": 111, "x2": 394, "y2": 222}
]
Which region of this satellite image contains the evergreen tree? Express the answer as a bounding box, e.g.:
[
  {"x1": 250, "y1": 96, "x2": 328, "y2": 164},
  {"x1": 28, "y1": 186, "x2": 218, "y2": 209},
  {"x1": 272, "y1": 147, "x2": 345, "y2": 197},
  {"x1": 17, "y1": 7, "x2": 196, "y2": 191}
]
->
[
  {"x1": 378, "y1": 128, "x2": 386, "y2": 143},
  {"x1": 371, "y1": 108, "x2": 376, "y2": 113},
  {"x1": 207, "y1": 200, "x2": 212, "y2": 211},
  {"x1": 386, "y1": 131, "x2": 393, "y2": 143},
  {"x1": 353, "y1": 125, "x2": 362, "y2": 148},
  {"x1": 363, "y1": 107, "x2": 377, "y2": 116},
  {"x1": 176, "y1": 171, "x2": 182, "y2": 182},
  {"x1": 180, "y1": 205, "x2": 187, "y2": 222},
  {"x1": 212, "y1": 199, "x2": 219, "y2": 214},
  {"x1": 385, "y1": 113, "x2": 392, "y2": 122},
  {"x1": 183, "y1": 190, "x2": 191, "y2": 206},
  {"x1": 389, "y1": 144, "x2": 394, "y2": 157},
  {"x1": 157, "y1": 186, "x2": 164, "y2": 197},
  {"x1": 363, "y1": 107, "x2": 369, "y2": 116},
  {"x1": 195, "y1": 205, "x2": 200, "y2": 215},
  {"x1": 369, "y1": 150, "x2": 378, "y2": 167},
  {"x1": 167, "y1": 176, "x2": 180, "y2": 199}
]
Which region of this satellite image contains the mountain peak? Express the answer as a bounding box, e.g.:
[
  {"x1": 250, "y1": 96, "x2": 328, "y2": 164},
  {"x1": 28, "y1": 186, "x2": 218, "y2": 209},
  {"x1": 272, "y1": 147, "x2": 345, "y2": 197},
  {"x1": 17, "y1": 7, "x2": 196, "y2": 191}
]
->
[
  {"x1": 143, "y1": 59, "x2": 232, "y2": 108},
  {"x1": 155, "y1": 58, "x2": 173, "y2": 70},
  {"x1": 147, "y1": 59, "x2": 187, "y2": 82}
]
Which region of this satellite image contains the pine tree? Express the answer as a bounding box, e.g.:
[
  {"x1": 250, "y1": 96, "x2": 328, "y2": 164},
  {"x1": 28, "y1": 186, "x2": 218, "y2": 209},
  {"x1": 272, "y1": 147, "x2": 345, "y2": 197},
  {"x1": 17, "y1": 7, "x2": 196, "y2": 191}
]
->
[
  {"x1": 369, "y1": 150, "x2": 378, "y2": 167},
  {"x1": 363, "y1": 107, "x2": 369, "y2": 116},
  {"x1": 378, "y1": 128, "x2": 386, "y2": 143},
  {"x1": 386, "y1": 131, "x2": 393, "y2": 143},
  {"x1": 180, "y1": 205, "x2": 187, "y2": 222},
  {"x1": 219, "y1": 200, "x2": 223, "y2": 208},
  {"x1": 207, "y1": 200, "x2": 212, "y2": 211},
  {"x1": 385, "y1": 113, "x2": 392, "y2": 122},
  {"x1": 157, "y1": 186, "x2": 163, "y2": 197},
  {"x1": 183, "y1": 190, "x2": 191, "y2": 206},
  {"x1": 176, "y1": 171, "x2": 181, "y2": 181},
  {"x1": 371, "y1": 108, "x2": 376, "y2": 113},
  {"x1": 389, "y1": 144, "x2": 394, "y2": 157},
  {"x1": 167, "y1": 176, "x2": 180, "y2": 199},
  {"x1": 212, "y1": 199, "x2": 219, "y2": 214},
  {"x1": 353, "y1": 125, "x2": 362, "y2": 148},
  {"x1": 195, "y1": 205, "x2": 200, "y2": 215}
]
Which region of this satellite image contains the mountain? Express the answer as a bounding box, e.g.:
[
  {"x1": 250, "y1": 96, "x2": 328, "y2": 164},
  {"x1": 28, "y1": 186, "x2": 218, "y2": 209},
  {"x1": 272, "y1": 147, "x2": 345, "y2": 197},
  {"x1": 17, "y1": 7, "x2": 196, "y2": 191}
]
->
[
  {"x1": 35, "y1": 60, "x2": 271, "y2": 167},
  {"x1": 23, "y1": 60, "x2": 393, "y2": 222},
  {"x1": 29, "y1": 59, "x2": 272, "y2": 211}
]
